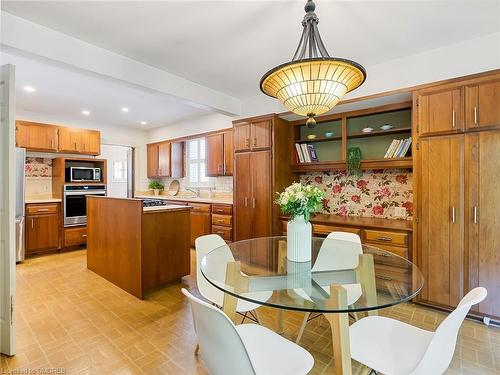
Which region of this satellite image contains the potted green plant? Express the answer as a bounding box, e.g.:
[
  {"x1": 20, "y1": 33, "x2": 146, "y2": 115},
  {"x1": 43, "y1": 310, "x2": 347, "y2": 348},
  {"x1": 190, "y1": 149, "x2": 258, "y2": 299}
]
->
[
  {"x1": 276, "y1": 182, "x2": 324, "y2": 262},
  {"x1": 346, "y1": 147, "x2": 363, "y2": 178},
  {"x1": 148, "y1": 180, "x2": 165, "y2": 196}
]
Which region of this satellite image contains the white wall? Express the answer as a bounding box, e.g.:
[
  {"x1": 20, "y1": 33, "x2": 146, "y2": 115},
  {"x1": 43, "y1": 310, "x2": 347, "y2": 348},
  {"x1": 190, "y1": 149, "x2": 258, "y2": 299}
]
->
[
  {"x1": 16, "y1": 110, "x2": 150, "y2": 191},
  {"x1": 99, "y1": 144, "x2": 129, "y2": 198},
  {"x1": 240, "y1": 32, "x2": 500, "y2": 117}
]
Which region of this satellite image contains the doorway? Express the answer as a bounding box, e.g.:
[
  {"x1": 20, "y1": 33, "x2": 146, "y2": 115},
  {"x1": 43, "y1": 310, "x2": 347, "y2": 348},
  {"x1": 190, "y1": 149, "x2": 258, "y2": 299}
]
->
[{"x1": 99, "y1": 144, "x2": 134, "y2": 198}]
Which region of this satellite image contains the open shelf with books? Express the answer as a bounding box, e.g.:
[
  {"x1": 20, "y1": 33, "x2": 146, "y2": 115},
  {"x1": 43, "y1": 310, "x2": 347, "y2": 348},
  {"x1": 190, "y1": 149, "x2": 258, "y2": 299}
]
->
[{"x1": 290, "y1": 102, "x2": 414, "y2": 172}]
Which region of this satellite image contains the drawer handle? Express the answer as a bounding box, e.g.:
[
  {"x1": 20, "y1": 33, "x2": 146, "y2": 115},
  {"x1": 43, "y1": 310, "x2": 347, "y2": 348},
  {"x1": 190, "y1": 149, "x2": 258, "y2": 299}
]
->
[
  {"x1": 37, "y1": 208, "x2": 49, "y2": 212},
  {"x1": 216, "y1": 209, "x2": 224, "y2": 213},
  {"x1": 377, "y1": 275, "x2": 393, "y2": 281},
  {"x1": 377, "y1": 236, "x2": 393, "y2": 242},
  {"x1": 216, "y1": 231, "x2": 224, "y2": 235},
  {"x1": 217, "y1": 219, "x2": 224, "y2": 223},
  {"x1": 81, "y1": 234, "x2": 87, "y2": 238}
]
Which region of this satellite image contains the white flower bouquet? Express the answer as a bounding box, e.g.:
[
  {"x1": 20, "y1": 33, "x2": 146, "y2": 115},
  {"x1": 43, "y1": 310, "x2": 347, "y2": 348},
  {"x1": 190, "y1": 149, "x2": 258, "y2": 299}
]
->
[{"x1": 276, "y1": 182, "x2": 324, "y2": 222}]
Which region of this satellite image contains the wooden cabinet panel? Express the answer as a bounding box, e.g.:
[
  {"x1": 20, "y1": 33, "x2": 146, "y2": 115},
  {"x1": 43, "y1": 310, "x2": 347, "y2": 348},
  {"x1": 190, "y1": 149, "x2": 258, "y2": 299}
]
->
[
  {"x1": 418, "y1": 135, "x2": 464, "y2": 307},
  {"x1": 312, "y1": 224, "x2": 361, "y2": 236},
  {"x1": 206, "y1": 133, "x2": 224, "y2": 176},
  {"x1": 147, "y1": 143, "x2": 159, "y2": 178},
  {"x1": 212, "y1": 204, "x2": 232, "y2": 215},
  {"x1": 234, "y1": 153, "x2": 253, "y2": 240},
  {"x1": 190, "y1": 211, "x2": 212, "y2": 247},
  {"x1": 212, "y1": 225, "x2": 232, "y2": 241},
  {"x1": 465, "y1": 131, "x2": 500, "y2": 317},
  {"x1": 158, "y1": 142, "x2": 171, "y2": 177},
  {"x1": 418, "y1": 88, "x2": 463, "y2": 135},
  {"x1": 26, "y1": 204, "x2": 58, "y2": 215},
  {"x1": 234, "y1": 123, "x2": 251, "y2": 152},
  {"x1": 26, "y1": 213, "x2": 60, "y2": 253},
  {"x1": 364, "y1": 229, "x2": 408, "y2": 247},
  {"x1": 171, "y1": 141, "x2": 184, "y2": 178},
  {"x1": 223, "y1": 131, "x2": 233, "y2": 175},
  {"x1": 80, "y1": 130, "x2": 100, "y2": 155},
  {"x1": 64, "y1": 226, "x2": 87, "y2": 247},
  {"x1": 212, "y1": 214, "x2": 232, "y2": 227},
  {"x1": 58, "y1": 127, "x2": 82, "y2": 153},
  {"x1": 250, "y1": 120, "x2": 272, "y2": 150},
  {"x1": 16, "y1": 121, "x2": 58, "y2": 152},
  {"x1": 465, "y1": 80, "x2": 500, "y2": 130},
  {"x1": 250, "y1": 151, "x2": 272, "y2": 238}
]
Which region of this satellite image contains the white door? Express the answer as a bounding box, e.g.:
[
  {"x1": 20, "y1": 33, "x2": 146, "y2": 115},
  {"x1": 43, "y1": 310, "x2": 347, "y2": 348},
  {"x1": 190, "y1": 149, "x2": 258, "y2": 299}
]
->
[
  {"x1": 100, "y1": 144, "x2": 133, "y2": 198},
  {"x1": 0, "y1": 64, "x2": 16, "y2": 356}
]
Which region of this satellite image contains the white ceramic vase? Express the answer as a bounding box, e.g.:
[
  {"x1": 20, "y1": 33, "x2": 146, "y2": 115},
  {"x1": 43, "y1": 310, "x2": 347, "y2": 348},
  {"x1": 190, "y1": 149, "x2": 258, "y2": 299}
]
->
[
  {"x1": 287, "y1": 215, "x2": 312, "y2": 262},
  {"x1": 153, "y1": 189, "x2": 160, "y2": 196}
]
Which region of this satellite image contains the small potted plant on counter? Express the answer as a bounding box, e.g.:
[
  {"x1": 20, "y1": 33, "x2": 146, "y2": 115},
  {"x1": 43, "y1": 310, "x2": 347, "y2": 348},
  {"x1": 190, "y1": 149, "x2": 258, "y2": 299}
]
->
[
  {"x1": 276, "y1": 182, "x2": 324, "y2": 262},
  {"x1": 148, "y1": 180, "x2": 164, "y2": 196}
]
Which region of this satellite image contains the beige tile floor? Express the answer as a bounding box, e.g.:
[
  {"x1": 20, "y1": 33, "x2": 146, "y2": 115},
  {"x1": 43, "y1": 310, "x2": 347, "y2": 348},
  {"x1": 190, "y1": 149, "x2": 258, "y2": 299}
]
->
[{"x1": 1, "y1": 249, "x2": 499, "y2": 374}]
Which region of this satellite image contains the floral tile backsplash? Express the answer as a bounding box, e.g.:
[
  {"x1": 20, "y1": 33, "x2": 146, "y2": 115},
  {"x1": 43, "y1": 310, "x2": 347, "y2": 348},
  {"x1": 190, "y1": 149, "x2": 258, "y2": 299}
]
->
[
  {"x1": 25, "y1": 157, "x2": 52, "y2": 178},
  {"x1": 300, "y1": 169, "x2": 413, "y2": 220}
]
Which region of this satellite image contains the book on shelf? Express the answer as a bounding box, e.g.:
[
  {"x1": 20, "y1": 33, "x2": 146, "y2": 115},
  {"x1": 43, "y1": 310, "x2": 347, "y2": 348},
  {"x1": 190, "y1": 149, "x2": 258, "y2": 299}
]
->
[
  {"x1": 294, "y1": 143, "x2": 319, "y2": 163},
  {"x1": 384, "y1": 137, "x2": 412, "y2": 158}
]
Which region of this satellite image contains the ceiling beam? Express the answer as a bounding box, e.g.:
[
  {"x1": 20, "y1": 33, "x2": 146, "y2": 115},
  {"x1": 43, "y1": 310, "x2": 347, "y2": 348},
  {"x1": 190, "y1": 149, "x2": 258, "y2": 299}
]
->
[{"x1": 0, "y1": 11, "x2": 242, "y2": 116}]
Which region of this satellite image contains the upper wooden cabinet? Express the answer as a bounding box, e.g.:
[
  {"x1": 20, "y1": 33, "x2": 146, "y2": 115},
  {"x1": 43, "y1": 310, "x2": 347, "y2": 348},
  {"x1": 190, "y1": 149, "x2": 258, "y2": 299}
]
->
[
  {"x1": 234, "y1": 120, "x2": 272, "y2": 152},
  {"x1": 417, "y1": 88, "x2": 463, "y2": 135},
  {"x1": 16, "y1": 121, "x2": 58, "y2": 152},
  {"x1": 465, "y1": 79, "x2": 500, "y2": 130},
  {"x1": 206, "y1": 130, "x2": 233, "y2": 176},
  {"x1": 147, "y1": 141, "x2": 184, "y2": 178},
  {"x1": 15, "y1": 120, "x2": 101, "y2": 155}
]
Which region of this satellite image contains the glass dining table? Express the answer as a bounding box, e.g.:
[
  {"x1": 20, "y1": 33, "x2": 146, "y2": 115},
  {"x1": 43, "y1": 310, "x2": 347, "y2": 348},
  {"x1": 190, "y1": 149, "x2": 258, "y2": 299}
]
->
[{"x1": 201, "y1": 236, "x2": 424, "y2": 375}]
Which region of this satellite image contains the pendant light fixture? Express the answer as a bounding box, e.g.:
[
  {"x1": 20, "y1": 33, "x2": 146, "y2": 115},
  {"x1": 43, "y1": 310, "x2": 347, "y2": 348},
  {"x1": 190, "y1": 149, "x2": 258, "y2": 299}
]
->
[{"x1": 260, "y1": 0, "x2": 366, "y2": 128}]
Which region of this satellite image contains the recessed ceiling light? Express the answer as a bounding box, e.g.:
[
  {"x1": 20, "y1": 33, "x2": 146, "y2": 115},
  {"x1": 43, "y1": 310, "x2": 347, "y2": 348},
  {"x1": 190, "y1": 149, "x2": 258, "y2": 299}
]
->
[
  {"x1": 82, "y1": 110, "x2": 91, "y2": 116},
  {"x1": 24, "y1": 86, "x2": 35, "y2": 93},
  {"x1": 140, "y1": 121, "x2": 147, "y2": 125},
  {"x1": 121, "y1": 107, "x2": 129, "y2": 112}
]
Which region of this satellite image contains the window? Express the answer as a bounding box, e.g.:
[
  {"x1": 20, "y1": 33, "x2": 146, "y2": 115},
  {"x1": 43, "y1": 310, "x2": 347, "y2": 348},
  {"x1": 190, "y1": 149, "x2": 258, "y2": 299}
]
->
[
  {"x1": 112, "y1": 160, "x2": 127, "y2": 182},
  {"x1": 187, "y1": 138, "x2": 211, "y2": 187}
]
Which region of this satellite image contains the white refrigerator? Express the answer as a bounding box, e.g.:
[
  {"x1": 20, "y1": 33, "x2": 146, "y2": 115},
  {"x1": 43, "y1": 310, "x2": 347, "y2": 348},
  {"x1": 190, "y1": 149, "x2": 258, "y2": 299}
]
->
[{"x1": 15, "y1": 147, "x2": 26, "y2": 262}]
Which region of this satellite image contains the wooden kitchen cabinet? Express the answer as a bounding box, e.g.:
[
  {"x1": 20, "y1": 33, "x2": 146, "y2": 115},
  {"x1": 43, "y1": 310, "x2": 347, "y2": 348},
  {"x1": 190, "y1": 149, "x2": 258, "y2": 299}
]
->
[
  {"x1": 26, "y1": 203, "x2": 61, "y2": 254},
  {"x1": 465, "y1": 130, "x2": 500, "y2": 318},
  {"x1": 417, "y1": 87, "x2": 463, "y2": 135},
  {"x1": 158, "y1": 142, "x2": 171, "y2": 177},
  {"x1": 189, "y1": 203, "x2": 212, "y2": 247},
  {"x1": 234, "y1": 120, "x2": 272, "y2": 152},
  {"x1": 64, "y1": 226, "x2": 87, "y2": 247},
  {"x1": 58, "y1": 127, "x2": 83, "y2": 153},
  {"x1": 417, "y1": 135, "x2": 464, "y2": 308},
  {"x1": 465, "y1": 79, "x2": 500, "y2": 130},
  {"x1": 206, "y1": 130, "x2": 233, "y2": 176},
  {"x1": 147, "y1": 143, "x2": 160, "y2": 178},
  {"x1": 15, "y1": 121, "x2": 58, "y2": 152},
  {"x1": 147, "y1": 141, "x2": 184, "y2": 178},
  {"x1": 80, "y1": 130, "x2": 100, "y2": 155},
  {"x1": 170, "y1": 141, "x2": 184, "y2": 178}
]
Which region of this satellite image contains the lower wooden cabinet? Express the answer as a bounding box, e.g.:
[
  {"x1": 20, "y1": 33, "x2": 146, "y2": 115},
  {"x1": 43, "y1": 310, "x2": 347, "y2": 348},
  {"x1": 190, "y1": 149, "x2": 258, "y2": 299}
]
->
[
  {"x1": 26, "y1": 203, "x2": 61, "y2": 254},
  {"x1": 190, "y1": 203, "x2": 212, "y2": 247},
  {"x1": 64, "y1": 226, "x2": 87, "y2": 247},
  {"x1": 211, "y1": 204, "x2": 233, "y2": 242}
]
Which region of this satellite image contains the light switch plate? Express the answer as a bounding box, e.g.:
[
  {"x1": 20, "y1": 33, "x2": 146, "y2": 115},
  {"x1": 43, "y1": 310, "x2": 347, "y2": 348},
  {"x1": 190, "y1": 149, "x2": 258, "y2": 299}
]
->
[{"x1": 394, "y1": 207, "x2": 406, "y2": 218}]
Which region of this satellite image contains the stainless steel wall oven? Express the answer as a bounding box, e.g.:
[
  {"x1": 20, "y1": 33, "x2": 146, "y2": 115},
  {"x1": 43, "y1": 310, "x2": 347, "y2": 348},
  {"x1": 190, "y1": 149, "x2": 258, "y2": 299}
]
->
[{"x1": 63, "y1": 185, "x2": 106, "y2": 226}]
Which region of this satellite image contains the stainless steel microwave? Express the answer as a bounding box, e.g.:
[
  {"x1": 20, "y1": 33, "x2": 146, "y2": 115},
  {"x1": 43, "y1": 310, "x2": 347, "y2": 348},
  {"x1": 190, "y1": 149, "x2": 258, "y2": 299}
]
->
[{"x1": 67, "y1": 167, "x2": 101, "y2": 182}]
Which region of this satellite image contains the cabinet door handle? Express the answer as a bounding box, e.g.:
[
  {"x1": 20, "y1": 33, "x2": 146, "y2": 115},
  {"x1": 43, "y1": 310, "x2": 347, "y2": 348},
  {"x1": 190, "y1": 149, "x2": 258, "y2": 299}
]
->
[
  {"x1": 244, "y1": 197, "x2": 248, "y2": 207},
  {"x1": 252, "y1": 198, "x2": 256, "y2": 209},
  {"x1": 377, "y1": 236, "x2": 392, "y2": 242},
  {"x1": 245, "y1": 138, "x2": 250, "y2": 148},
  {"x1": 473, "y1": 206, "x2": 478, "y2": 224},
  {"x1": 223, "y1": 164, "x2": 226, "y2": 175},
  {"x1": 474, "y1": 106, "x2": 478, "y2": 125},
  {"x1": 31, "y1": 219, "x2": 34, "y2": 229},
  {"x1": 452, "y1": 109, "x2": 456, "y2": 128},
  {"x1": 451, "y1": 206, "x2": 456, "y2": 223},
  {"x1": 253, "y1": 138, "x2": 257, "y2": 147}
]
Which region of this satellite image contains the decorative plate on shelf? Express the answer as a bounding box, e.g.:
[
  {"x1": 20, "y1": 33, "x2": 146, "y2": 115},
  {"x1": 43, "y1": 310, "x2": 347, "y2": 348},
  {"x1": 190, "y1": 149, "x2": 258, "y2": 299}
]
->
[
  {"x1": 307, "y1": 134, "x2": 317, "y2": 140},
  {"x1": 380, "y1": 124, "x2": 394, "y2": 130},
  {"x1": 324, "y1": 131, "x2": 334, "y2": 138},
  {"x1": 362, "y1": 127, "x2": 373, "y2": 133}
]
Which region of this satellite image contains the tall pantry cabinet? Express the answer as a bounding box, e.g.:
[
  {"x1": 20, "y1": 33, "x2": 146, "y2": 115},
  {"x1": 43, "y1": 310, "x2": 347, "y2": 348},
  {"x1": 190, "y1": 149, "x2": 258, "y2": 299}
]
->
[
  {"x1": 233, "y1": 115, "x2": 295, "y2": 241},
  {"x1": 415, "y1": 73, "x2": 500, "y2": 320}
]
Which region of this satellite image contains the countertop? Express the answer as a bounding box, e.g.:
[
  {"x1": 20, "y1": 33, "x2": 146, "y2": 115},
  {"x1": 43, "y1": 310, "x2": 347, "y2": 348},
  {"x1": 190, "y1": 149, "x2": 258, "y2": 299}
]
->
[
  {"x1": 142, "y1": 205, "x2": 193, "y2": 213},
  {"x1": 135, "y1": 194, "x2": 233, "y2": 205},
  {"x1": 280, "y1": 214, "x2": 413, "y2": 232},
  {"x1": 25, "y1": 197, "x2": 62, "y2": 204}
]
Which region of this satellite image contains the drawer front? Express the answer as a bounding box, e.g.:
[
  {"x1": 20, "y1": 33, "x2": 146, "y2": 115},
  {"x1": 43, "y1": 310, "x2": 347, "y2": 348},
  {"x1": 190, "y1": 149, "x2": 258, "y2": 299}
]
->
[
  {"x1": 212, "y1": 214, "x2": 232, "y2": 227},
  {"x1": 163, "y1": 200, "x2": 187, "y2": 206},
  {"x1": 364, "y1": 229, "x2": 408, "y2": 246},
  {"x1": 212, "y1": 225, "x2": 232, "y2": 241},
  {"x1": 312, "y1": 224, "x2": 361, "y2": 236},
  {"x1": 212, "y1": 204, "x2": 232, "y2": 215},
  {"x1": 64, "y1": 227, "x2": 87, "y2": 247},
  {"x1": 26, "y1": 203, "x2": 59, "y2": 215},
  {"x1": 368, "y1": 243, "x2": 409, "y2": 267},
  {"x1": 189, "y1": 203, "x2": 211, "y2": 213}
]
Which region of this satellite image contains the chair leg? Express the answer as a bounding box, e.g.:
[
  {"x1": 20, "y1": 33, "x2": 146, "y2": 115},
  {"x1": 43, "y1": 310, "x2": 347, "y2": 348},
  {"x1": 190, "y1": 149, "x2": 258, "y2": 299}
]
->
[
  {"x1": 194, "y1": 343, "x2": 199, "y2": 355},
  {"x1": 240, "y1": 311, "x2": 248, "y2": 324},
  {"x1": 254, "y1": 309, "x2": 262, "y2": 325},
  {"x1": 296, "y1": 312, "x2": 310, "y2": 344}
]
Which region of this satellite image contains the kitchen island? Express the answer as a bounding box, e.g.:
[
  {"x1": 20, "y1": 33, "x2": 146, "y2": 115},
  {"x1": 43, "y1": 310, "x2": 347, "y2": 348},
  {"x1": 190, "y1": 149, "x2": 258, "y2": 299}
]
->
[{"x1": 86, "y1": 196, "x2": 191, "y2": 299}]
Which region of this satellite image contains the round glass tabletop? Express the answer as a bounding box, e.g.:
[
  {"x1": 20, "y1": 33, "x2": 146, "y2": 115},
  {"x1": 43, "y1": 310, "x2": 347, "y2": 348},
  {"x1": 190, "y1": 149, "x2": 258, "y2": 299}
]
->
[{"x1": 201, "y1": 236, "x2": 424, "y2": 313}]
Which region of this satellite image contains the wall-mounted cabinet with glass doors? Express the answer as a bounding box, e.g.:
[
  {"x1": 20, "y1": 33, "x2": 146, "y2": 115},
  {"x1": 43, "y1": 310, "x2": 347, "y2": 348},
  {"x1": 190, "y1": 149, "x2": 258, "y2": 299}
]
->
[{"x1": 290, "y1": 102, "x2": 414, "y2": 172}]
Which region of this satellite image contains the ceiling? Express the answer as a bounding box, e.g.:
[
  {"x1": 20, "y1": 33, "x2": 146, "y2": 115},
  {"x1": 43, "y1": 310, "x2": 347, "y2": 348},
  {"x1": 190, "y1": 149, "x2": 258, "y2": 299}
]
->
[
  {"x1": 3, "y1": 0, "x2": 499, "y2": 100},
  {"x1": 1, "y1": 48, "x2": 210, "y2": 129}
]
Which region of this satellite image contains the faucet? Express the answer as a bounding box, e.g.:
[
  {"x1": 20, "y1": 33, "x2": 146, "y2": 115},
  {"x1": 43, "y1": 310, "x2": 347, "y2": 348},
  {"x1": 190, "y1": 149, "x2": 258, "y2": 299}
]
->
[{"x1": 186, "y1": 188, "x2": 200, "y2": 197}]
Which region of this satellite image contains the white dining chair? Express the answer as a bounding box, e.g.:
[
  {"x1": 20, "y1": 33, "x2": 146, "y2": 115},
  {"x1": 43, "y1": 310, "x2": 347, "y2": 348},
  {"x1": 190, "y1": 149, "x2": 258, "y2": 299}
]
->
[
  {"x1": 182, "y1": 288, "x2": 314, "y2": 375},
  {"x1": 195, "y1": 234, "x2": 271, "y2": 323},
  {"x1": 295, "y1": 231, "x2": 363, "y2": 343},
  {"x1": 350, "y1": 287, "x2": 488, "y2": 375}
]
